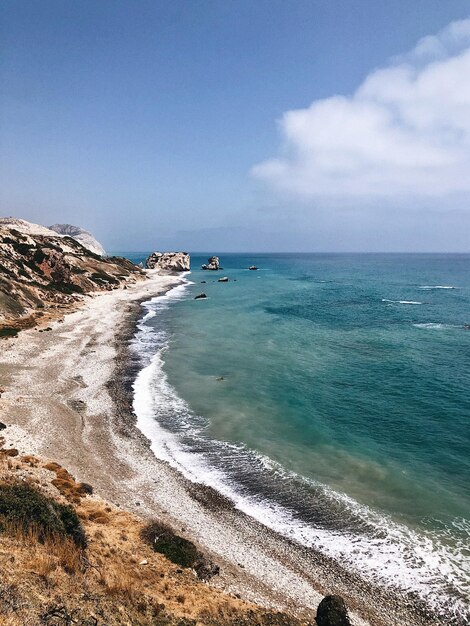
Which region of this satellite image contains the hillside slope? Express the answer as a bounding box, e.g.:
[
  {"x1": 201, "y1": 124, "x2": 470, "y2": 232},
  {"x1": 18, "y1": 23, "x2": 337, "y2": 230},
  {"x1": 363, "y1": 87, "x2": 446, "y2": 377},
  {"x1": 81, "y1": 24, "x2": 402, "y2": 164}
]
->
[
  {"x1": 0, "y1": 225, "x2": 143, "y2": 335},
  {"x1": 49, "y1": 223, "x2": 106, "y2": 256},
  {"x1": 0, "y1": 445, "x2": 306, "y2": 626}
]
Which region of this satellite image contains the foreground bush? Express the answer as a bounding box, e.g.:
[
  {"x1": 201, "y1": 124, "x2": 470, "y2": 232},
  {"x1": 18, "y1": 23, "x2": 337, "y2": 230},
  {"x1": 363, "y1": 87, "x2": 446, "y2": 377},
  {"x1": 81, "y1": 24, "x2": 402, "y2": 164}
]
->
[
  {"x1": 0, "y1": 481, "x2": 87, "y2": 547},
  {"x1": 141, "y1": 521, "x2": 219, "y2": 580}
]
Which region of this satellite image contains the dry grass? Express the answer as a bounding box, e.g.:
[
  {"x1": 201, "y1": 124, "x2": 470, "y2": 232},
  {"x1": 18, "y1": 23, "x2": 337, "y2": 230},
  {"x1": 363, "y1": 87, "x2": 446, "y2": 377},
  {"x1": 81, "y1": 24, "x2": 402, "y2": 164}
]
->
[{"x1": 0, "y1": 453, "x2": 306, "y2": 626}]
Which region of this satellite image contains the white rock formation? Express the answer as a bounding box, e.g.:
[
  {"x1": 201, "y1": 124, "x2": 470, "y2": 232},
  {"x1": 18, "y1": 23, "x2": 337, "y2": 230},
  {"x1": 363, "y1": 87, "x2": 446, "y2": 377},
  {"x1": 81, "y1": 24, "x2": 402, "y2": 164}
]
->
[
  {"x1": 0, "y1": 218, "x2": 58, "y2": 237},
  {"x1": 0, "y1": 218, "x2": 106, "y2": 256},
  {"x1": 201, "y1": 256, "x2": 220, "y2": 270},
  {"x1": 49, "y1": 223, "x2": 106, "y2": 256},
  {"x1": 145, "y1": 252, "x2": 190, "y2": 272}
]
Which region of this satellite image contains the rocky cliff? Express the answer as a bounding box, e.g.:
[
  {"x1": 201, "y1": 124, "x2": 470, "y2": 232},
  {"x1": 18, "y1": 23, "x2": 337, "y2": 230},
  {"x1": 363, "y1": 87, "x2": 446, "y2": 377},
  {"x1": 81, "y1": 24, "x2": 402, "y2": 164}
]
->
[
  {"x1": 145, "y1": 251, "x2": 190, "y2": 271},
  {"x1": 0, "y1": 218, "x2": 106, "y2": 256},
  {"x1": 0, "y1": 224, "x2": 143, "y2": 335},
  {"x1": 49, "y1": 223, "x2": 106, "y2": 256}
]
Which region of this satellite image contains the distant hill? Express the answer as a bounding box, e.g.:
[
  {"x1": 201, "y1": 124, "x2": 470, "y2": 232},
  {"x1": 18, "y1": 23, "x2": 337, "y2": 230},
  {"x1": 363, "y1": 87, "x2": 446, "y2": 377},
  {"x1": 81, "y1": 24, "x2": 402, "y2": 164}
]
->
[
  {"x1": 0, "y1": 218, "x2": 106, "y2": 256},
  {"x1": 49, "y1": 223, "x2": 106, "y2": 256}
]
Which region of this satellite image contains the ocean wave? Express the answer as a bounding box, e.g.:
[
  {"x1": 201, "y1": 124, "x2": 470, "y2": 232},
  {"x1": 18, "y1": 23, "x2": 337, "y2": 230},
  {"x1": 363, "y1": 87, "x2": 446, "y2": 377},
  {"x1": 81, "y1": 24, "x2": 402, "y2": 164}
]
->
[
  {"x1": 413, "y1": 323, "x2": 460, "y2": 330},
  {"x1": 382, "y1": 299, "x2": 423, "y2": 305},
  {"x1": 130, "y1": 287, "x2": 470, "y2": 623},
  {"x1": 419, "y1": 285, "x2": 456, "y2": 290}
]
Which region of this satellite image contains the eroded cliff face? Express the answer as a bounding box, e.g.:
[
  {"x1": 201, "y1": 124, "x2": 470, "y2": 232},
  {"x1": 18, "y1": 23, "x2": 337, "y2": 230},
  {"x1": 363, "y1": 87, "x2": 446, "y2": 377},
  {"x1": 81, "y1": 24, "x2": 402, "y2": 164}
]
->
[
  {"x1": 48, "y1": 223, "x2": 106, "y2": 256},
  {"x1": 0, "y1": 226, "x2": 143, "y2": 334},
  {"x1": 145, "y1": 252, "x2": 190, "y2": 271}
]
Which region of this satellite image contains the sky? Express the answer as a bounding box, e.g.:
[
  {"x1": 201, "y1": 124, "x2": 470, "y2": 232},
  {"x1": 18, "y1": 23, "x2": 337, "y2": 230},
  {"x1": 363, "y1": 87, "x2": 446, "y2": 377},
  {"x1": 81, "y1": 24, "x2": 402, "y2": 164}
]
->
[{"x1": 1, "y1": 0, "x2": 470, "y2": 252}]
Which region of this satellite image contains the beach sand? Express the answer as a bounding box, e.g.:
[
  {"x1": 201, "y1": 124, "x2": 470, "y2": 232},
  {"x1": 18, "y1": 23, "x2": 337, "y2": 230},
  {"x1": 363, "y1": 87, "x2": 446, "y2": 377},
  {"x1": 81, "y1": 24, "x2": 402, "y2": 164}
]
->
[{"x1": 0, "y1": 272, "x2": 439, "y2": 626}]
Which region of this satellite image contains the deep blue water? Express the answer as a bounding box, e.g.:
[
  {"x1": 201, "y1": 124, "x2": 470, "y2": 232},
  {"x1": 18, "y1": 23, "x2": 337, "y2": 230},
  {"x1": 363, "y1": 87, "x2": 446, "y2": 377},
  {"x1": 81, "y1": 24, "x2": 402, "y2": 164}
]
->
[{"x1": 121, "y1": 252, "x2": 470, "y2": 620}]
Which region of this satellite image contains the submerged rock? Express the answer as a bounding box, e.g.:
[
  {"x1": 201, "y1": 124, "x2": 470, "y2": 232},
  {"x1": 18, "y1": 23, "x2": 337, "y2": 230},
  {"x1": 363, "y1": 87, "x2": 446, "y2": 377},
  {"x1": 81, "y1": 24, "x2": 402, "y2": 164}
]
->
[
  {"x1": 201, "y1": 256, "x2": 220, "y2": 270},
  {"x1": 316, "y1": 595, "x2": 351, "y2": 626},
  {"x1": 145, "y1": 252, "x2": 190, "y2": 272}
]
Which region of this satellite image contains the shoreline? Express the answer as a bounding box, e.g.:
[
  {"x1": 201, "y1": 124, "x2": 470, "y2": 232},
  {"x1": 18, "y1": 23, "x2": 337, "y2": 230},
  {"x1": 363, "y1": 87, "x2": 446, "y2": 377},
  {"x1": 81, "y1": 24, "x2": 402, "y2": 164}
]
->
[{"x1": 0, "y1": 273, "x2": 448, "y2": 626}]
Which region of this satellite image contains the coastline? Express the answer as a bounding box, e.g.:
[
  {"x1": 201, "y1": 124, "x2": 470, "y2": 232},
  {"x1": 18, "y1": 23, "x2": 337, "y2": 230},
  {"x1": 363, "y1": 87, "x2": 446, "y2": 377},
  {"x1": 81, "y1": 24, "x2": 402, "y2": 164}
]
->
[{"x1": 0, "y1": 272, "x2": 447, "y2": 626}]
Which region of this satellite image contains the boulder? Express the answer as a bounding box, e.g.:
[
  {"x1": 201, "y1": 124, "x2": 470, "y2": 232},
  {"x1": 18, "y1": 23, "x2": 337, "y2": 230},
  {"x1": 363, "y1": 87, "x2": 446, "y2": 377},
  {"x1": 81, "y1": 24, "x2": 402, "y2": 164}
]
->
[
  {"x1": 316, "y1": 595, "x2": 351, "y2": 626},
  {"x1": 194, "y1": 293, "x2": 207, "y2": 300},
  {"x1": 145, "y1": 252, "x2": 190, "y2": 272},
  {"x1": 201, "y1": 256, "x2": 220, "y2": 270}
]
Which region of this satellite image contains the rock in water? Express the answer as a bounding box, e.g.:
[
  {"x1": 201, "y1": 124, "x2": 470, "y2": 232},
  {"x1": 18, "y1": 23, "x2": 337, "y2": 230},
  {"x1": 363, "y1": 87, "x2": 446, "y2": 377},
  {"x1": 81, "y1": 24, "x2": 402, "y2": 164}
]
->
[
  {"x1": 194, "y1": 293, "x2": 207, "y2": 299},
  {"x1": 218, "y1": 276, "x2": 229, "y2": 282},
  {"x1": 145, "y1": 252, "x2": 190, "y2": 271},
  {"x1": 248, "y1": 265, "x2": 258, "y2": 270},
  {"x1": 201, "y1": 256, "x2": 220, "y2": 270},
  {"x1": 316, "y1": 595, "x2": 351, "y2": 626},
  {"x1": 48, "y1": 223, "x2": 106, "y2": 256}
]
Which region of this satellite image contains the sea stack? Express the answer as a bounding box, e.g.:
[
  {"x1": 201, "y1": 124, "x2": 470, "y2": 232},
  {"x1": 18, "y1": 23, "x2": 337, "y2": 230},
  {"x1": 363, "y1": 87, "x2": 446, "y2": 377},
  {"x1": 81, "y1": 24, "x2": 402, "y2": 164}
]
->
[
  {"x1": 145, "y1": 252, "x2": 190, "y2": 271},
  {"x1": 201, "y1": 256, "x2": 220, "y2": 270}
]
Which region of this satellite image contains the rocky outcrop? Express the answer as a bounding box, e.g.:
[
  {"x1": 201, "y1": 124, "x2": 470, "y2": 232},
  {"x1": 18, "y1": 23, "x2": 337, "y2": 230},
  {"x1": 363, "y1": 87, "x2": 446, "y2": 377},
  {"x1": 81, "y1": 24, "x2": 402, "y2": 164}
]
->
[
  {"x1": 0, "y1": 225, "x2": 143, "y2": 333},
  {"x1": 0, "y1": 218, "x2": 58, "y2": 237},
  {"x1": 49, "y1": 223, "x2": 106, "y2": 256},
  {"x1": 316, "y1": 595, "x2": 351, "y2": 626},
  {"x1": 145, "y1": 252, "x2": 190, "y2": 272},
  {"x1": 201, "y1": 256, "x2": 220, "y2": 270},
  {"x1": 0, "y1": 218, "x2": 106, "y2": 256}
]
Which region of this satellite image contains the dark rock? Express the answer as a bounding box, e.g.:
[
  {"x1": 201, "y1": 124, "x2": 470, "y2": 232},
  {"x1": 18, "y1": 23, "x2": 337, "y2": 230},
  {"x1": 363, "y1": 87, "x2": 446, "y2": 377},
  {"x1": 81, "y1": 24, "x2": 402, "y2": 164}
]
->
[
  {"x1": 78, "y1": 482, "x2": 93, "y2": 495},
  {"x1": 3, "y1": 448, "x2": 19, "y2": 457},
  {"x1": 0, "y1": 422, "x2": 6, "y2": 430},
  {"x1": 316, "y1": 595, "x2": 351, "y2": 626},
  {"x1": 194, "y1": 293, "x2": 207, "y2": 300},
  {"x1": 194, "y1": 559, "x2": 220, "y2": 581},
  {"x1": 201, "y1": 256, "x2": 220, "y2": 270},
  {"x1": 201, "y1": 280, "x2": 206, "y2": 283},
  {"x1": 249, "y1": 265, "x2": 258, "y2": 270}
]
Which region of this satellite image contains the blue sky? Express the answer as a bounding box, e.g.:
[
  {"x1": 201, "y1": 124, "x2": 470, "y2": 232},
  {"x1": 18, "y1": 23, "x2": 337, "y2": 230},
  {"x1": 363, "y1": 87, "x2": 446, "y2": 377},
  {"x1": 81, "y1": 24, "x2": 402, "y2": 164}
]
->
[{"x1": 1, "y1": 1, "x2": 470, "y2": 251}]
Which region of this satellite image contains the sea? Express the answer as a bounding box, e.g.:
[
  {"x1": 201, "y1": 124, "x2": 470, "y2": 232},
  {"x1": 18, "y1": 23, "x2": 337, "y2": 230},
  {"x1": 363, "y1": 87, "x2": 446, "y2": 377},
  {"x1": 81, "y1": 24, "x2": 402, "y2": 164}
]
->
[{"x1": 119, "y1": 252, "x2": 470, "y2": 622}]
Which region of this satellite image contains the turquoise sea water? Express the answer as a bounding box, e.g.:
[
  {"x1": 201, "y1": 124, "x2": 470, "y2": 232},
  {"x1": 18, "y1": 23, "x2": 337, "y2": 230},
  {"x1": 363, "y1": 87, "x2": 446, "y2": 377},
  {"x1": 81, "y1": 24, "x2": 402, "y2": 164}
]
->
[{"x1": 124, "y1": 253, "x2": 470, "y2": 622}]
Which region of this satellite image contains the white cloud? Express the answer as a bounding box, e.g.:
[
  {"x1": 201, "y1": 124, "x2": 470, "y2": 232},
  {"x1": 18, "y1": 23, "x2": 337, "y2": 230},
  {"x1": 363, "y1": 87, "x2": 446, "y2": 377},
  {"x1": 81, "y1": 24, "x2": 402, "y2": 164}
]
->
[{"x1": 252, "y1": 18, "x2": 470, "y2": 201}]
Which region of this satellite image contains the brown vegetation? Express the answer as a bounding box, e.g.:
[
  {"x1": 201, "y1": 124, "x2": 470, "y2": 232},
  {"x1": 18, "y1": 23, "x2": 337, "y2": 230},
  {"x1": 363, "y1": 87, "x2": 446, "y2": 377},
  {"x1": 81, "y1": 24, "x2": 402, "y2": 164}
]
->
[{"x1": 0, "y1": 452, "x2": 308, "y2": 626}]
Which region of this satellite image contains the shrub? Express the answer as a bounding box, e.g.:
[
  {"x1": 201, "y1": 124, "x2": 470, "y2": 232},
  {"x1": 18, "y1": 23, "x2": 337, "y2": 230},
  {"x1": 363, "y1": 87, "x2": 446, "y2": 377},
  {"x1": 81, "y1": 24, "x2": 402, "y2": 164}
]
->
[
  {"x1": 0, "y1": 327, "x2": 18, "y2": 338},
  {"x1": 0, "y1": 482, "x2": 87, "y2": 547},
  {"x1": 141, "y1": 522, "x2": 200, "y2": 569},
  {"x1": 140, "y1": 521, "x2": 219, "y2": 579}
]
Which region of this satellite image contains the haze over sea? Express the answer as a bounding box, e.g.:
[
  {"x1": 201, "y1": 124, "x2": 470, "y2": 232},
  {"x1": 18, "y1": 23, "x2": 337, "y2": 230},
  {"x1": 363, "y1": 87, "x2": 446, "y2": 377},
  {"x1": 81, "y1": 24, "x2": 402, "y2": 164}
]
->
[{"x1": 123, "y1": 252, "x2": 470, "y2": 621}]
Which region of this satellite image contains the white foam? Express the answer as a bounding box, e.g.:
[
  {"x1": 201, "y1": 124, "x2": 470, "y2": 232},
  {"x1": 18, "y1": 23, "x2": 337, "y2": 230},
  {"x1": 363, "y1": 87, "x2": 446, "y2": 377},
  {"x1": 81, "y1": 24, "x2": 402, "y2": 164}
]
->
[
  {"x1": 419, "y1": 285, "x2": 456, "y2": 290},
  {"x1": 382, "y1": 299, "x2": 423, "y2": 305},
  {"x1": 413, "y1": 323, "x2": 459, "y2": 330}
]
